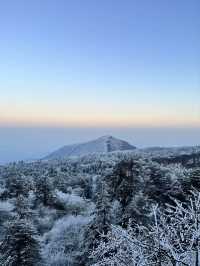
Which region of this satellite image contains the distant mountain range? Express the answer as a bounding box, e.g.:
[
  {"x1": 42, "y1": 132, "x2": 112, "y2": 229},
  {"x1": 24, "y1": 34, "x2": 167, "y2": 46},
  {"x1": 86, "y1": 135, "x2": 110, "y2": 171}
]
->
[{"x1": 45, "y1": 135, "x2": 136, "y2": 160}]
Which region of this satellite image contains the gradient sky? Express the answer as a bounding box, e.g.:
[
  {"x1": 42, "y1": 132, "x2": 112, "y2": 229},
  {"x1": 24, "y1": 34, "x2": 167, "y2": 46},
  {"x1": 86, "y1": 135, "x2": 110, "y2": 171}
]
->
[{"x1": 0, "y1": 0, "x2": 200, "y2": 163}]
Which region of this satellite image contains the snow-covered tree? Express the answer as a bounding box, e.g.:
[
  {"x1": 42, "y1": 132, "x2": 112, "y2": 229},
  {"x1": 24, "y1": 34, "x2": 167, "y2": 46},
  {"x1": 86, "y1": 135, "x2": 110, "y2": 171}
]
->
[
  {"x1": 35, "y1": 174, "x2": 56, "y2": 207},
  {"x1": 42, "y1": 215, "x2": 89, "y2": 266},
  {"x1": 3, "y1": 174, "x2": 30, "y2": 199},
  {"x1": 0, "y1": 218, "x2": 41, "y2": 266},
  {"x1": 91, "y1": 190, "x2": 200, "y2": 266},
  {"x1": 160, "y1": 190, "x2": 200, "y2": 265},
  {"x1": 13, "y1": 194, "x2": 34, "y2": 219},
  {"x1": 83, "y1": 181, "x2": 112, "y2": 265}
]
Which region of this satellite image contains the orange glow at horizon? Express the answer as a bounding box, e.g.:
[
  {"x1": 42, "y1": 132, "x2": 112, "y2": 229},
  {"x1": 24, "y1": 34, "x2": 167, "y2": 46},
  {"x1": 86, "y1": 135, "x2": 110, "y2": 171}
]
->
[{"x1": 0, "y1": 104, "x2": 199, "y2": 128}]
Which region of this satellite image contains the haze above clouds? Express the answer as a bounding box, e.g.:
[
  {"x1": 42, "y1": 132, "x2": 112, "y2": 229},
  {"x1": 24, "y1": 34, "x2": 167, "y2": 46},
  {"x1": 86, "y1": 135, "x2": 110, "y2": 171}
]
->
[{"x1": 0, "y1": 0, "x2": 199, "y2": 163}]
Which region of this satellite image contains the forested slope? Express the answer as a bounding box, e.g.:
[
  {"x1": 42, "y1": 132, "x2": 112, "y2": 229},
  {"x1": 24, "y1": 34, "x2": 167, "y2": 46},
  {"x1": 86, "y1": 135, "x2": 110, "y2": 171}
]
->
[{"x1": 0, "y1": 149, "x2": 200, "y2": 265}]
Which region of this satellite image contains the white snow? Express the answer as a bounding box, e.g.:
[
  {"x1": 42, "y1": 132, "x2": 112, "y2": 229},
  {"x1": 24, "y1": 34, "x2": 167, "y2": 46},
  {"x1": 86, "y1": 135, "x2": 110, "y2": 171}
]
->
[{"x1": 45, "y1": 135, "x2": 136, "y2": 159}]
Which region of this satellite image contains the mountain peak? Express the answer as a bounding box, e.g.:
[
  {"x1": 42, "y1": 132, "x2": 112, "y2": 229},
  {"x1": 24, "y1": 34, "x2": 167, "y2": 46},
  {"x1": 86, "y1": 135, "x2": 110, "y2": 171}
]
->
[
  {"x1": 45, "y1": 136, "x2": 136, "y2": 160},
  {"x1": 98, "y1": 135, "x2": 115, "y2": 141},
  {"x1": 99, "y1": 135, "x2": 113, "y2": 139}
]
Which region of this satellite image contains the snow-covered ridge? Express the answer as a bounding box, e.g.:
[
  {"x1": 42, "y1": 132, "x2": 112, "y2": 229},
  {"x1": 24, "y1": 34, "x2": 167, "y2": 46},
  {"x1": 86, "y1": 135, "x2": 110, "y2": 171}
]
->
[{"x1": 44, "y1": 135, "x2": 136, "y2": 160}]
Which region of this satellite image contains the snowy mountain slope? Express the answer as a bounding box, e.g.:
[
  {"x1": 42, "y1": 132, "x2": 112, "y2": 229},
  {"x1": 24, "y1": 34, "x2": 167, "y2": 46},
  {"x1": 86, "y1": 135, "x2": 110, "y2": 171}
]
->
[{"x1": 45, "y1": 135, "x2": 136, "y2": 159}]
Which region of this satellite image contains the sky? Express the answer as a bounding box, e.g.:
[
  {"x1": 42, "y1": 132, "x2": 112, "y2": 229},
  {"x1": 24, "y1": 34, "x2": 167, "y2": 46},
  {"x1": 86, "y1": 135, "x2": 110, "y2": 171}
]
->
[{"x1": 0, "y1": 0, "x2": 200, "y2": 163}]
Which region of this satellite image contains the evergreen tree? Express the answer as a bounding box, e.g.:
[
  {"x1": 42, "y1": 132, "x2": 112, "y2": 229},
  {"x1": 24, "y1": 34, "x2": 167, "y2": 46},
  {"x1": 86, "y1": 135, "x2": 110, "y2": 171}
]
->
[
  {"x1": 190, "y1": 168, "x2": 200, "y2": 189},
  {"x1": 14, "y1": 195, "x2": 33, "y2": 219},
  {"x1": 83, "y1": 181, "x2": 112, "y2": 265},
  {"x1": 0, "y1": 217, "x2": 41, "y2": 266},
  {"x1": 4, "y1": 174, "x2": 29, "y2": 199},
  {"x1": 106, "y1": 160, "x2": 143, "y2": 211},
  {"x1": 35, "y1": 174, "x2": 55, "y2": 206},
  {"x1": 122, "y1": 192, "x2": 151, "y2": 226}
]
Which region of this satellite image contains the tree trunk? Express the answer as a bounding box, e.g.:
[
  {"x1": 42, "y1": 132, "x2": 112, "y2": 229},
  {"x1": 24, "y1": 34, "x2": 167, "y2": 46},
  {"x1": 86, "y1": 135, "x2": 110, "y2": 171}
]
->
[
  {"x1": 158, "y1": 248, "x2": 162, "y2": 266},
  {"x1": 195, "y1": 248, "x2": 199, "y2": 266},
  {"x1": 171, "y1": 259, "x2": 176, "y2": 266}
]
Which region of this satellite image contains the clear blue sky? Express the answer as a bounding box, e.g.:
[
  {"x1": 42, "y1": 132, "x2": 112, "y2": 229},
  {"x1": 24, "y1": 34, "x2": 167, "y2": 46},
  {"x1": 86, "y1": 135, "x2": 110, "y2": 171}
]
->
[{"x1": 0, "y1": 0, "x2": 199, "y2": 162}]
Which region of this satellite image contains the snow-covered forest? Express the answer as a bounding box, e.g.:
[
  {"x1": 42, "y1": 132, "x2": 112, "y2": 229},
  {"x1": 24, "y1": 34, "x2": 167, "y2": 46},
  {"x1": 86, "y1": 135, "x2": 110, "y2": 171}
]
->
[{"x1": 0, "y1": 148, "x2": 200, "y2": 265}]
